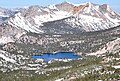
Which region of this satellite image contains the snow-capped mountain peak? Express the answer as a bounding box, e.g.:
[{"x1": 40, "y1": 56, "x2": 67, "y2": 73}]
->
[{"x1": 0, "y1": 2, "x2": 120, "y2": 34}]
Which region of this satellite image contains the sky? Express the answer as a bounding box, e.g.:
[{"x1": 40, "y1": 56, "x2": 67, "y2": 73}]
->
[{"x1": 0, "y1": 0, "x2": 120, "y2": 12}]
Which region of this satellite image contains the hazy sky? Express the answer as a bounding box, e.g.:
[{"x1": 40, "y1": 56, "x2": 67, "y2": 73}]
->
[{"x1": 0, "y1": 0, "x2": 120, "y2": 12}]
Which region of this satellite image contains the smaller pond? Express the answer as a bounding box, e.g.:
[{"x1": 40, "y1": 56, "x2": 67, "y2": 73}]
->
[{"x1": 32, "y1": 52, "x2": 80, "y2": 61}]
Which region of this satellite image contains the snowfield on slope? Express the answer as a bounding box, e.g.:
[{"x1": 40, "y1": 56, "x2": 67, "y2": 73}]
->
[
  {"x1": 6, "y1": 2, "x2": 120, "y2": 33},
  {"x1": 0, "y1": 50, "x2": 16, "y2": 63}
]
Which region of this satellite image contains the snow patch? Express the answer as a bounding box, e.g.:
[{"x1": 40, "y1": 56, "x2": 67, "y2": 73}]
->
[
  {"x1": 104, "y1": 13, "x2": 120, "y2": 25},
  {"x1": 0, "y1": 50, "x2": 16, "y2": 63},
  {"x1": 48, "y1": 4, "x2": 57, "y2": 9},
  {"x1": 55, "y1": 78, "x2": 64, "y2": 81},
  {"x1": 8, "y1": 13, "x2": 44, "y2": 33},
  {"x1": 0, "y1": 36, "x2": 14, "y2": 44},
  {"x1": 33, "y1": 10, "x2": 71, "y2": 23},
  {"x1": 112, "y1": 65, "x2": 120, "y2": 69}
]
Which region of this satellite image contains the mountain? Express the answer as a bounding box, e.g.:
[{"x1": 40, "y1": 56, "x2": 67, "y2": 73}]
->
[
  {"x1": 0, "y1": 2, "x2": 120, "y2": 44},
  {"x1": 0, "y1": 7, "x2": 21, "y2": 23},
  {"x1": 2, "y1": 2, "x2": 120, "y2": 34},
  {"x1": 0, "y1": 7, "x2": 24, "y2": 44}
]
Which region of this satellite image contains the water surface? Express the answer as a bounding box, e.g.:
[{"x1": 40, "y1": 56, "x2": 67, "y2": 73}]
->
[{"x1": 32, "y1": 52, "x2": 80, "y2": 61}]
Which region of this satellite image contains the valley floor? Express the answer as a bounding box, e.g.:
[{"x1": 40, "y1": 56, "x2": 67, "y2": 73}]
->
[{"x1": 0, "y1": 54, "x2": 120, "y2": 81}]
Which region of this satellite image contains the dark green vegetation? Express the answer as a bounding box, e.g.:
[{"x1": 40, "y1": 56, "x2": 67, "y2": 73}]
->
[
  {"x1": 2, "y1": 26, "x2": 120, "y2": 55},
  {"x1": 0, "y1": 55, "x2": 120, "y2": 81}
]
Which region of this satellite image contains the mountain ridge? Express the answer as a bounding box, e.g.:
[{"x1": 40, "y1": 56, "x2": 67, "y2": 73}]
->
[
  {"x1": 6, "y1": 2, "x2": 120, "y2": 33},
  {"x1": 0, "y1": 2, "x2": 120, "y2": 44}
]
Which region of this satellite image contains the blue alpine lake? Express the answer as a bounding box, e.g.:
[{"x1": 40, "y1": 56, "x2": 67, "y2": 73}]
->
[{"x1": 32, "y1": 52, "x2": 80, "y2": 61}]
